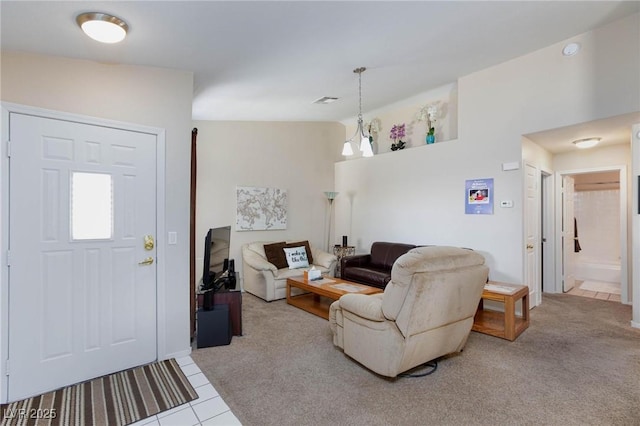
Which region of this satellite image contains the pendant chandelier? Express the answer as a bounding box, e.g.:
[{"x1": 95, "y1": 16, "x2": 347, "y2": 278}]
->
[{"x1": 342, "y1": 67, "x2": 373, "y2": 157}]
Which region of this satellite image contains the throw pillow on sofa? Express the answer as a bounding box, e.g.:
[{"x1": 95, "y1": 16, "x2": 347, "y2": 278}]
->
[
  {"x1": 263, "y1": 240, "x2": 314, "y2": 269},
  {"x1": 264, "y1": 241, "x2": 289, "y2": 268},
  {"x1": 283, "y1": 246, "x2": 310, "y2": 269}
]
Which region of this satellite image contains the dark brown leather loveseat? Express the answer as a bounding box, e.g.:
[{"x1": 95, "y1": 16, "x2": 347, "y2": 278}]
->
[{"x1": 341, "y1": 242, "x2": 417, "y2": 289}]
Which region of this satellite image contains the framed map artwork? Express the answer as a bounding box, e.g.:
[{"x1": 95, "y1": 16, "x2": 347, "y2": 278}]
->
[{"x1": 236, "y1": 186, "x2": 287, "y2": 231}]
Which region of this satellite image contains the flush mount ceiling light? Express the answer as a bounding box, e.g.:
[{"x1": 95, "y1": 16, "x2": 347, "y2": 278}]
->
[
  {"x1": 572, "y1": 137, "x2": 601, "y2": 149},
  {"x1": 76, "y1": 12, "x2": 128, "y2": 43},
  {"x1": 562, "y1": 42, "x2": 581, "y2": 56},
  {"x1": 342, "y1": 67, "x2": 373, "y2": 157}
]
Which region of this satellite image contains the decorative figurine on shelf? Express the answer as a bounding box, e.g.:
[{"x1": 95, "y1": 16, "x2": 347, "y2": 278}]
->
[
  {"x1": 389, "y1": 123, "x2": 406, "y2": 151},
  {"x1": 418, "y1": 103, "x2": 438, "y2": 144}
]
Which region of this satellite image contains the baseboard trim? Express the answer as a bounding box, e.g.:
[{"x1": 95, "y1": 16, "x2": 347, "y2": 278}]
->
[{"x1": 164, "y1": 348, "x2": 192, "y2": 360}]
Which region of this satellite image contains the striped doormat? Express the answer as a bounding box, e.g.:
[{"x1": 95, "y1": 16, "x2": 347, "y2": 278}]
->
[{"x1": 0, "y1": 358, "x2": 198, "y2": 426}]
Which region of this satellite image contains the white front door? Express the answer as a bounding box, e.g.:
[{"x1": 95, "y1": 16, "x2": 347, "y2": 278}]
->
[
  {"x1": 524, "y1": 163, "x2": 540, "y2": 307},
  {"x1": 562, "y1": 175, "x2": 576, "y2": 292},
  {"x1": 7, "y1": 113, "x2": 157, "y2": 400}
]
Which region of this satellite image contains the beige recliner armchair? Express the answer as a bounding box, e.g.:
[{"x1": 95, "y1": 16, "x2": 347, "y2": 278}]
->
[{"x1": 329, "y1": 246, "x2": 489, "y2": 378}]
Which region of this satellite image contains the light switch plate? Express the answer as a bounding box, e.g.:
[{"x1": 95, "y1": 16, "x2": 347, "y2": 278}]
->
[{"x1": 168, "y1": 231, "x2": 177, "y2": 245}]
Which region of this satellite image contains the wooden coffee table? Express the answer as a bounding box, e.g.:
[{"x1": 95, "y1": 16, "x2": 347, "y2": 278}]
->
[{"x1": 286, "y1": 276, "x2": 382, "y2": 319}]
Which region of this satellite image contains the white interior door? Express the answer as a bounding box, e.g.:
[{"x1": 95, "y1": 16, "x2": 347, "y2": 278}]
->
[
  {"x1": 562, "y1": 175, "x2": 576, "y2": 292},
  {"x1": 7, "y1": 113, "x2": 157, "y2": 400},
  {"x1": 524, "y1": 163, "x2": 540, "y2": 307}
]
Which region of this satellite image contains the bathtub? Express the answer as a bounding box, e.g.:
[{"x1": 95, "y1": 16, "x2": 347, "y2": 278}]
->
[{"x1": 575, "y1": 260, "x2": 621, "y2": 283}]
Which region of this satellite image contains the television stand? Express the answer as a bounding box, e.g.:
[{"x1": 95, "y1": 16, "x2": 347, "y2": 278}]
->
[{"x1": 214, "y1": 290, "x2": 242, "y2": 336}]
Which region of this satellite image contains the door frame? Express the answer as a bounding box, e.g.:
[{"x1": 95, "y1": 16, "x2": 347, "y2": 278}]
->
[
  {"x1": 0, "y1": 102, "x2": 166, "y2": 402},
  {"x1": 522, "y1": 163, "x2": 554, "y2": 308},
  {"x1": 541, "y1": 169, "x2": 554, "y2": 295},
  {"x1": 553, "y1": 165, "x2": 628, "y2": 304}
]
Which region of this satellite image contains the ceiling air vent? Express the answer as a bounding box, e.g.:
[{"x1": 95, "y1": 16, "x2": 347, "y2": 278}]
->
[{"x1": 313, "y1": 96, "x2": 338, "y2": 104}]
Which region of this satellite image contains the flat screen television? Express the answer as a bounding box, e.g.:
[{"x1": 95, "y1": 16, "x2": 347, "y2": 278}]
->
[{"x1": 201, "y1": 226, "x2": 233, "y2": 292}]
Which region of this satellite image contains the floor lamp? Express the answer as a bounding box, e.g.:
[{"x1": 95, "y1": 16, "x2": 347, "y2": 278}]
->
[{"x1": 324, "y1": 191, "x2": 338, "y2": 252}]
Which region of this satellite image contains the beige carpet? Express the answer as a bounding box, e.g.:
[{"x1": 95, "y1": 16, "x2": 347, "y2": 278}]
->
[{"x1": 192, "y1": 293, "x2": 640, "y2": 425}]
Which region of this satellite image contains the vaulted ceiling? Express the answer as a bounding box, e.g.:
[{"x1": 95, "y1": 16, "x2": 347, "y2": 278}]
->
[{"x1": 2, "y1": 1, "x2": 638, "y2": 126}]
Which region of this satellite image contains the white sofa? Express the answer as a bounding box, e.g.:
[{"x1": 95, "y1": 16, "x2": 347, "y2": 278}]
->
[
  {"x1": 329, "y1": 246, "x2": 488, "y2": 377},
  {"x1": 242, "y1": 240, "x2": 337, "y2": 301}
]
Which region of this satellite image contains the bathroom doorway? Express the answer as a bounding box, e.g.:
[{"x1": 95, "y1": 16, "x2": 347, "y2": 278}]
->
[{"x1": 556, "y1": 167, "x2": 627, "y2": 303}]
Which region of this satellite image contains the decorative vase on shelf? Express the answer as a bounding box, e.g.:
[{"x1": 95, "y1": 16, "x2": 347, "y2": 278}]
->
[
  {"x1": 426, "y1": 132, "x2": 435, "y2": 144},
  {"x1": 391, "y1": 140, "x2": 405, "y2": 151}
]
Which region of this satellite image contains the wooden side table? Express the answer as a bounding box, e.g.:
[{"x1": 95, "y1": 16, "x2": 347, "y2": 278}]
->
[
  {"x1": 472, "y1": 281, "x2": 529, "y2": 341},
  {"x1": 333, "y1": 245, "x2": 355, "y2": 278}
]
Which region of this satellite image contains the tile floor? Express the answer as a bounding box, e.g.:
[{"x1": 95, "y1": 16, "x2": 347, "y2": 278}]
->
[
  {"x1": 566, "y1": 280, "x2": 621, "y2": 302},
  {"x1": 129, "y1": 356, "x2": 241, "y2": 426}
]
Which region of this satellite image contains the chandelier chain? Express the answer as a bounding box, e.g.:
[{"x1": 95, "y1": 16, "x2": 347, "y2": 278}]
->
[
  {"x1": 358, "y1": 70, "x2": 362, "y2": 119},
  {"x1": 354, "y1": 67, "x2": 366, "y2": 120}
]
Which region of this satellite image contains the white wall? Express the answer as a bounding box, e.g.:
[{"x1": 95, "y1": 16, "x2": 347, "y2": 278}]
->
[
  {"x1": 335, "y1": 13, "x2": 640, "y2": 286},
  {"x1": 1, "y1": 51, "x2": 194, "y2": 360},
  {"x1": 554, "y1": 144, "x2": 631, "y2": 171},
  {"x1": 523, "y1": 137, "x2": 553, "y2": 172},
  {"x1": 192, "y1": 120, "x2": 344, "y2": 288},
  {"x1": 335, "y1": 140, "x2": 514, "y2": 279}
]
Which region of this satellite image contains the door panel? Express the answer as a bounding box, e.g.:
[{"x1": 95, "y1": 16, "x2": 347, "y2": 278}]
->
[
  {"x1": 524, "y1": 163, "x2": 539, "y2": 307},
  {"x1": 8, "y1": 113, "x2": 157, "y2": 400}
]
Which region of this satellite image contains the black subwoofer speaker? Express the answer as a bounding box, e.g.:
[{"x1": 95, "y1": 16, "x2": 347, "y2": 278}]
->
[{"x1": 197, "y1": 305, "x2": 232, "y2": 348}]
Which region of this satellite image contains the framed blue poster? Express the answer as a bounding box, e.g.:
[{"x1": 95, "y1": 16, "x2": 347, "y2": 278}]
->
[{"x1": 465, "y1": 178, "x2": 494, "y2": 214}]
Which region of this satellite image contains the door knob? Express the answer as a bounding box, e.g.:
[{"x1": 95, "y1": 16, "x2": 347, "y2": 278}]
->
[
  {"x1": 144, "y1": 235, "x2": 155, "y2": 251},
  {"x1": 138, "y1": 257, "x2": 154, "y2": 265}
]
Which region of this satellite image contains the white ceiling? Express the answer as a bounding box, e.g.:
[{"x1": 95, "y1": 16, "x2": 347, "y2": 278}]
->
[
  {"x1": 525, "y1": 112, "x2": 640, "y2": 154},
  {"x1": 2, "y1": 1, "x2": 639, "y2": 150}
]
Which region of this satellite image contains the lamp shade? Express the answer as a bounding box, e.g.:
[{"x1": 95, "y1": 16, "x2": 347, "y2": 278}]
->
[
  {"x1": 342, "y1": 141, "x2": 354, "y2": 156},
  {"x1": 361, "y1": 138, "x2": 374, "y2": 157},
  {"x1": 324, "y1": 191, "x2": 339, "y2": 201}
]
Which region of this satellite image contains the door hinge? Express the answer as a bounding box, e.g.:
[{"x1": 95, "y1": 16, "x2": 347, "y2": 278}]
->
[
  {"x1": 6, "y1": 250, "x2": 10, "y2": 267},
  {"x1": 6, "y1": 140, "x2": 10, "y2": 158},
  {"x1": 5, "y1": 359, "x2": 9, "y2": 376}
]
